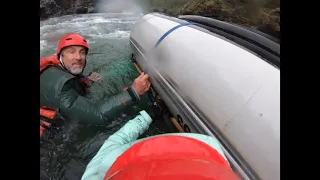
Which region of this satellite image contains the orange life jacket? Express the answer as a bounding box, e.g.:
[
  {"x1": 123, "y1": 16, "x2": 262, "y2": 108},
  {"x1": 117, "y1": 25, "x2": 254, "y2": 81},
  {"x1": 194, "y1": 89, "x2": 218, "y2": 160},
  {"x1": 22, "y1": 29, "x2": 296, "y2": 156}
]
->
[{"x1": 40, "y1": 55, "x2": 90, "y2": 138}]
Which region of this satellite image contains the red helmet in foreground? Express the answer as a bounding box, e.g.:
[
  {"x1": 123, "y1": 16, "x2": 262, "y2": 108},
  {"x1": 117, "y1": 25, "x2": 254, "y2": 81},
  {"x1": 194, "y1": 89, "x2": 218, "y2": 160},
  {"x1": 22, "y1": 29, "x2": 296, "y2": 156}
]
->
[
  {"x1": 56, "y1": 33, "x2": 89, "y2": 55},
  {"x1": 104, "y1": 136, "x2": 240, "y2": 180}
]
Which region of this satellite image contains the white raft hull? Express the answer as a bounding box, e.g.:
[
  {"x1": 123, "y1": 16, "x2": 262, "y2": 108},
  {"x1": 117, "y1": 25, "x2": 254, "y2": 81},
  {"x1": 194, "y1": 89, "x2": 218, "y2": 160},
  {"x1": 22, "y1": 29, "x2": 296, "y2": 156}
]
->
[{"x1": 129, "y1": 13, "x2": 280, "y2": 180}]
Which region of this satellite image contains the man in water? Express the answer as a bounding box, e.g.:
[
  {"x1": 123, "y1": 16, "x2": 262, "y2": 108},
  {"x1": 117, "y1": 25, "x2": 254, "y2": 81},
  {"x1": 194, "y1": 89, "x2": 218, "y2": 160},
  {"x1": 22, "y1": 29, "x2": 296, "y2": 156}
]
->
[{"x1": 40, "y1": 33, "x2": 151, "y2": 139}]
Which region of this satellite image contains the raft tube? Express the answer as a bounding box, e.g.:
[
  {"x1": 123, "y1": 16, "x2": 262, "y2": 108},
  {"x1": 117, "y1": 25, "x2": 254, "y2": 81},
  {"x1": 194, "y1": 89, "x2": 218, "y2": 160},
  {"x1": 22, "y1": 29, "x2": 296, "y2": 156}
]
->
[{"x1": 129, "y1": 13, "x2": 280, "y2": 180}]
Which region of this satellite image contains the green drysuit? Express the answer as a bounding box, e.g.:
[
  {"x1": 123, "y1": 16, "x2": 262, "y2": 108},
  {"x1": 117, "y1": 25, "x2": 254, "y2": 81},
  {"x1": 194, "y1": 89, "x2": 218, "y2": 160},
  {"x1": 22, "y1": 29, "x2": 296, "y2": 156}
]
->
[{"x1": 40, "y1": 65, "x2": 140, "y2": 125}]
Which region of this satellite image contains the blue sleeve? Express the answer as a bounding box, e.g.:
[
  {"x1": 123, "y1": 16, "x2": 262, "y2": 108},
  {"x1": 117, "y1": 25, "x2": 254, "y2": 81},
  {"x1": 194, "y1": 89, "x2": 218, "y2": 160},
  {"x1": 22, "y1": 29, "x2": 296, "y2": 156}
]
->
[
  {"x1": 81, "y1": 110, "x2": 153, "y2": 180},
  {"x1": 100, "y1": 110, "x2": 152, "y2": 150}
]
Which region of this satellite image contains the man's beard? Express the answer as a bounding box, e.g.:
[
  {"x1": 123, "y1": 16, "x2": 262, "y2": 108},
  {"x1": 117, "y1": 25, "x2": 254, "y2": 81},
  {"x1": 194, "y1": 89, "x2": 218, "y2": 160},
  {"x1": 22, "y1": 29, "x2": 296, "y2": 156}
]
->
[
  {"x1": 68, "y1": 63, "x2": 84, "y2": 75},
  {"x1": 60, "y1": 55, "x2": 86, "y2": 75}
]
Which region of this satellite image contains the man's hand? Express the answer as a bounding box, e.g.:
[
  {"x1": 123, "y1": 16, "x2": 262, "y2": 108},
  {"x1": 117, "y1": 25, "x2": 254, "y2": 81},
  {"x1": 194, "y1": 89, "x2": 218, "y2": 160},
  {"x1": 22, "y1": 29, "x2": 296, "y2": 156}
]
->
[
  {"x1": 87, "y1": 72, "x2": 102, "y2": 82},
  {"x1": 132, "y1": 72, "x2": 151, "y2": 96}
]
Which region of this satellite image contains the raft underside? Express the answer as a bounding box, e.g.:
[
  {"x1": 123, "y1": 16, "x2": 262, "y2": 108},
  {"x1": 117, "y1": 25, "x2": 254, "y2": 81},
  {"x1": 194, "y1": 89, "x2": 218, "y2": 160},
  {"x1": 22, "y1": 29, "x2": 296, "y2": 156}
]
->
[
  {"x1": 130, "y1": 44, "x2": 256, "y2": 180},
  {"x1": 129, "y1": 13, "x2": 280, "y2": 180}
]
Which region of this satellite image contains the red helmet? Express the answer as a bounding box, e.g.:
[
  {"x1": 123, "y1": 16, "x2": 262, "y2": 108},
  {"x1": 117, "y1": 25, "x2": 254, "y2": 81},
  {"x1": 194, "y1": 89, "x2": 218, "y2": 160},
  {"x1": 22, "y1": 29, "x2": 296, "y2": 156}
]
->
[
  {"x1": 56, "y1": 33, "x2": 89, "y2": 55},
  {"x1": 104, "y1": 136, "x2": 240, "y2": 180}
]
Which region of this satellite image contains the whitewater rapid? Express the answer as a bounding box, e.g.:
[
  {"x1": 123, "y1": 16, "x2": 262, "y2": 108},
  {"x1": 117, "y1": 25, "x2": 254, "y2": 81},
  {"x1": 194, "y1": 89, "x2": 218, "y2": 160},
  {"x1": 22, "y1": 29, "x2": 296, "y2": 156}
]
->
[{"x1": 40, "y1": 13, "x2": 141, "y2": 52}]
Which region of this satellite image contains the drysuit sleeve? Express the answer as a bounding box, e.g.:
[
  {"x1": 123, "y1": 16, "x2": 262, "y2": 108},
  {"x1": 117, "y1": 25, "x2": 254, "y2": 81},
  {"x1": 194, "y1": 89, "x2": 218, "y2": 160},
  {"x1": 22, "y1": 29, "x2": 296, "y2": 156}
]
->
[
  {"x1": 58, "y1": 80, "x2": 140, "y2": 125},
  {"x1": 81, "y1": 110, "x2": 152, "y2": 180},
  {"x1": 102, "y1": 110, "x2": 152, "y2": 147}
]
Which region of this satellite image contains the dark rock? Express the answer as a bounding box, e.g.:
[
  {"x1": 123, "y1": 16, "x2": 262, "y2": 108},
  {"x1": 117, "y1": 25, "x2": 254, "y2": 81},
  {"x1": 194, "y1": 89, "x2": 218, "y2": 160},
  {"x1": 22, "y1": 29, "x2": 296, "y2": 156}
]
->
[
  {"x1": 257, "y1": 23, "x2": 280, "y2": 39},
  {"x1": 150, "y1": 7, "x2": 167, "y2": 13},
  {"x1": 75, "y1": 7, "x2": 88, "y2": 14},
  {"x1": 40, "y1": 0, "x2": 61, "y2": 20},
  {"x1": 40, "y1": 0, "x2": 95, "y2": 20},
  {"x1": 271, "y1": 7, "x2": 280, "y2": 15},
  {"x1": 177, "y1": 0, "x2": 280, "y2": 39},
  {"x1": 88, "y1": 6, "x2": 95, "y2": 13}
]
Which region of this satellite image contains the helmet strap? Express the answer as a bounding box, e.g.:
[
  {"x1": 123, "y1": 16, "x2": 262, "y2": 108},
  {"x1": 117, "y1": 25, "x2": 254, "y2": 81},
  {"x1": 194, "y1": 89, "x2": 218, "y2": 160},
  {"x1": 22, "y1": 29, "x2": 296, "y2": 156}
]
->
[{"x1": 59, "y1": 54, "x2": 66, "y2": 67}]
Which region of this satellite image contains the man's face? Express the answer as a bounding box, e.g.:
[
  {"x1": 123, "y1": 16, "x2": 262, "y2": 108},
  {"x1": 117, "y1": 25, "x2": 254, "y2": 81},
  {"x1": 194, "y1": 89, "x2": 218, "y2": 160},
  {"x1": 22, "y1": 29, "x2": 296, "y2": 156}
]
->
[{"x1": 61, "y1": 45, "x2": 86, "y2": 75}]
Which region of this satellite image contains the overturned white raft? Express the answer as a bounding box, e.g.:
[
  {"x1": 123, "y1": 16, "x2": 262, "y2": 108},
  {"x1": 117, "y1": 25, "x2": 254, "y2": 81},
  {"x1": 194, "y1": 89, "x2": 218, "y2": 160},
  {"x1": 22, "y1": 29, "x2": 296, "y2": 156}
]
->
[{"x1": 130, "y1": 13, "x2": 280, "y2": 180}]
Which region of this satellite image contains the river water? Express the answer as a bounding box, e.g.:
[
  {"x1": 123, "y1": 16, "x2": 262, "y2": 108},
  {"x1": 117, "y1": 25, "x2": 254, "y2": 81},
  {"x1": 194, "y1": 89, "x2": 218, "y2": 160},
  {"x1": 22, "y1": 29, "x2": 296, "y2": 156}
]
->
[{"x1": 40, "y1": 13, "x2": 171, "y2": 180}]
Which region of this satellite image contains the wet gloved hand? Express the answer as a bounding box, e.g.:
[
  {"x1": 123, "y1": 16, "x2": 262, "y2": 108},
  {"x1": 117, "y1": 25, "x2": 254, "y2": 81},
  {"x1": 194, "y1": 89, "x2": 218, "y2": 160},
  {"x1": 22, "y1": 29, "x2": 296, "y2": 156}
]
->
[{"x1": 147, "y1": 99, "x2": 167, "y2": 121}]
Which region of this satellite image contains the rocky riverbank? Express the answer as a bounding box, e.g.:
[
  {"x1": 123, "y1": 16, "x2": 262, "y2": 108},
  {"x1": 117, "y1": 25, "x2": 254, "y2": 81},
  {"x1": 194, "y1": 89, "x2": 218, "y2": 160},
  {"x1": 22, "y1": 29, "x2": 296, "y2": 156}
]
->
[
  {"x1": 174, "y1": 0, "x2": 280, "y2": 39},
  {"x1": 40, "y1": 0, "x2": 280, "y2": 39},
  {"x1": 40, "y1": 0, "x2": 96, "y2": 20}
]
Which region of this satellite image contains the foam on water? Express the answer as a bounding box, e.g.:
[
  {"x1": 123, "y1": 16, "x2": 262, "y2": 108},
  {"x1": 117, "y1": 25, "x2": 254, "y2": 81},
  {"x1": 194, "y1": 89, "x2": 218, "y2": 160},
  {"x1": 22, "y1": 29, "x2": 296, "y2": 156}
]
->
[
  {"x1": 40, "y1": 13, "x2": 141, "y2": 54},
  {"x1": 40, "y1": 40, "x2": 47, "y2": 50},
  {"x1": 88, "y1": 30, "x2": 130, "y2": 39}
]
